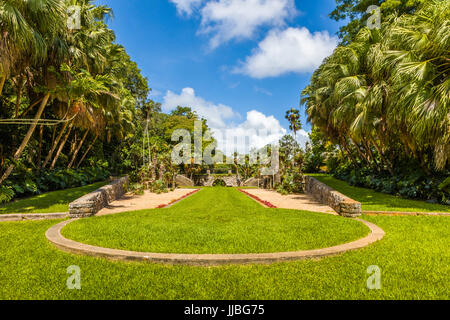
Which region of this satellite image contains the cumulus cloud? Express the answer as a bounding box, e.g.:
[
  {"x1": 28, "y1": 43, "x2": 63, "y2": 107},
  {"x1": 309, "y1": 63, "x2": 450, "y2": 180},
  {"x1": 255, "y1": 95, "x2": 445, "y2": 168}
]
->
[
  {"x1": 235, "y1": 27, "x2": 338, "y2": 78},
  {"x1": 294, "y1": 129, "x2": 310, "y2": 150},
  {"x1": 162, "y1": 87, "x2": 239, "y2": 129},
  {"x1": 199, "y1": 0, "x2": 297, "y2": 49},
  {"x1": 162, "y1": 88, "x2": 287, "y2": 154},
  {"x1": 169, "y1": 0, "x2": 204, "y2": 16},
  {"x1": 214, "y1": 110, "x2": 287, "y2": 154}
]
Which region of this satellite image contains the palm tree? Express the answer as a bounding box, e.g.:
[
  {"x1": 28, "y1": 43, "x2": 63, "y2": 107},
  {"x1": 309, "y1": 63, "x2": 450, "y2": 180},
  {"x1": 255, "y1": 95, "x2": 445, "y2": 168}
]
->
[
  {"x1": 285, "y1": 108, "x2": 302, "y2": 140},
  {"x1": 0, "y1": 0, "x2": 66, "y2": 184},
  {"x1": 301, "y1": 0, "x2": 449, "y2": 174}
]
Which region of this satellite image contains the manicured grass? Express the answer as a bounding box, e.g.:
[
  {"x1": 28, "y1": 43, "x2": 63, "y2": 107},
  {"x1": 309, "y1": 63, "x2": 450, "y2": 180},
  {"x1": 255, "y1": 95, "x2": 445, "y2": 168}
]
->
[
  {"x1": 0, "y1": 214, "x2": 448, "y2": 299},
  {"x1": 309, "y1": 174, "x2": 450, "y2": 213},
  {"x1": 62, "y1": 188, "x2": 368, "y2": 254},
  {"x1": 0, "y1": 182, "x2": 106, "y2": 214}
]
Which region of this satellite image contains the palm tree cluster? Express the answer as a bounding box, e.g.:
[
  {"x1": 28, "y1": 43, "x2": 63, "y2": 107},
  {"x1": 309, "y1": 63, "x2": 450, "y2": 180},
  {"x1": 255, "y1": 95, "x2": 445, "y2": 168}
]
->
[
  {"x1": 330, "y1": 0, "x2": 426, "y2": 44},
  {"x1": 0, "y1": 0, "x2": 149, "y2": 185},
  {"x1": 302, "y1": 0, "x2": 449, "y2": 176}
]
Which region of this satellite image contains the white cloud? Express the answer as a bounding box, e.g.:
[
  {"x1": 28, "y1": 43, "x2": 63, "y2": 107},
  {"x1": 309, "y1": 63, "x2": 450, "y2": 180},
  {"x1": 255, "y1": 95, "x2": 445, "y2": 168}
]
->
[
  {"x1": 199, "y1": 0, "x2": 297, "y2": 49},
  {"x1": 213, "y1": 110, "x2": 287, "y2": 154},
  {"x1": 214, "y1": 120, "x2": 311, "y2": 155},
  {"x1": 254, "y1": 85, "x2": 272, "y2": 96},
  {"x1": 293, "y1": 129, "x2": 310, "y2": 150},
  {"x1": 162, "y1": 88, "x2": 287, "y2": 154},
  {"x1": 162, "y1": 87, "x2": 239, "y2": 129},
  {"x1": 170, "y1": 0, "x2": 204, "y2": 16},
  {"x1": 235, "y1": 27, "x2": 338, "y2": 78}
]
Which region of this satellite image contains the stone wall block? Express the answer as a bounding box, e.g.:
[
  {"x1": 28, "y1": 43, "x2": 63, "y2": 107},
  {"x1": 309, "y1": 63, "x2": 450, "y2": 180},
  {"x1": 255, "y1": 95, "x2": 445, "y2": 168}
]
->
[
  {"x1": 69, "y1": 176, "x2": 129, "y2": 218},
  {"x1": 305, "y1": 176, "x2": 361, "y2": 217}
]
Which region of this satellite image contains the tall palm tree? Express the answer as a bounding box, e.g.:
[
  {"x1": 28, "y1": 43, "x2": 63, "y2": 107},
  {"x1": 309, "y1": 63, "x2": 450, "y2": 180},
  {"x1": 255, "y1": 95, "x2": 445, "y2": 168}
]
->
[
  {"x1": 0, "y1": 0, "x2": 66, "y2": 184},
  {"x1": 285, "y1": 108, "x2": 302, "y2": 139},
  {"x1": 301, "y1": 0, "x2": 449, "y2": 174}
]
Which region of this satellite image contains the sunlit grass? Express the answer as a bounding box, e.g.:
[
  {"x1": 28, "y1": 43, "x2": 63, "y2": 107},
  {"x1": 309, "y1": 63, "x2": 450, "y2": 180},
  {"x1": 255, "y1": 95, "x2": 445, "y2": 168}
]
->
[
  {"x1": 62, "y1": 188, "x2": 368, "y2": 254},
  {"x1": 309, "y1": 174, "x2": 450, "y2": 213},
  {"x1": 0, "y1": 214, "x2": 448, "y2": 299},
  {"x1": 0, "y1": 182, "x2": 106, "y2": 214}
]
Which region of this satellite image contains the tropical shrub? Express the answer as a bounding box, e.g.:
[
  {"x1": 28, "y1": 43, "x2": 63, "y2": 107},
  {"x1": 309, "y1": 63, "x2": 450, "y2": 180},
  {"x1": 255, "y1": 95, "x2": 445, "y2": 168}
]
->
[
  {"x1": 212, "y1": 179, "x2": 226, "y2": 187},
  {"x1": 332, "y1": 163, "x2": 449, "y2": 204},
  {"x1": 277, "y1": 169, "x2": 304, "y2": 195},
  {"x1": 2, "y1": 166, "x2": 110, "y2": 203},
  {"x1": 149, "y1": 180, "x2": 168, "y2": 194},
  {"x1": 0, "y1": 186, "x2": 15, "y2": 204},
  {"x1": 128, "y1": 183, "x2": 145, "y2": 196}
]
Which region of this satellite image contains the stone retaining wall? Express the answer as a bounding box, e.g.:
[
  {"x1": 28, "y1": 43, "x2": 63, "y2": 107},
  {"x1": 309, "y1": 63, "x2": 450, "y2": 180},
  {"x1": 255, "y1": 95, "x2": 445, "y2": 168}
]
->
[
  {"x1": 305, "y1": 176, "x2": 361, "y2": 217},
  {"x1": 69, "y1": 176, "x2": 129, "y2": 218}
]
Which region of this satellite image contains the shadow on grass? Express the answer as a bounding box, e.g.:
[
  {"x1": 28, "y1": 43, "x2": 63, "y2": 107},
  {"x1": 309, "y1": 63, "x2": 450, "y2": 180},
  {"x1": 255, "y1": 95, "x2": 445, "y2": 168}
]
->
[
  {"x1": 308, "y1": 174, "x2": 450, "y2": 213},
  {"x1": 0, "y1": 181, "x2": 106, "y2": 214}
]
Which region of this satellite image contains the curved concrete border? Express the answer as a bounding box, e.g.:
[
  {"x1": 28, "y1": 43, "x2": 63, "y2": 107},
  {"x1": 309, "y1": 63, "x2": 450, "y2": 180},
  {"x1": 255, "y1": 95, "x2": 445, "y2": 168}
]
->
[
  {"x1": 0, "y1": 212, "x2": 68, "y2": 222},
  {"x1": 46, "y1": 218, "x2": 385, "y2": 266}
]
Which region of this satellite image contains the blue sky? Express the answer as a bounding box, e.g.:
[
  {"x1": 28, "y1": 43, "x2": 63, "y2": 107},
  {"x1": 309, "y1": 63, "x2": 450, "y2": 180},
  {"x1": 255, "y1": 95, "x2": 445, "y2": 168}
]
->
[{"x1": 97, "y1": 0, "x2": 343, "y2": 151}]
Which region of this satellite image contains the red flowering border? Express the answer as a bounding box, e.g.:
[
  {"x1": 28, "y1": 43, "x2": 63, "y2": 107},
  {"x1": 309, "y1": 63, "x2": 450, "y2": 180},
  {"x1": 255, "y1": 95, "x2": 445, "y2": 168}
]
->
[
  {"x1": 156, "y1": 189, "x2": 201, "y2": 209},
  {"x1": 238, "y1": 189, "x2": 277, "y2": 208}
]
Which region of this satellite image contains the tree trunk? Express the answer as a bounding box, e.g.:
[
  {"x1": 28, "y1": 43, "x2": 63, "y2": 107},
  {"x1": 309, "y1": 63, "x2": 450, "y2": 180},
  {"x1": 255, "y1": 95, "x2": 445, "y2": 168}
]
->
[
  {"x1": 50, "y1": 122, "x2": 73, "y2": 170},
  {"x1": 0, "y1": 93, "x2": 50, "y2": 185},
  {"x1": 151, "y1": 153, "x2": 157, "y2": 181},
  {"x1": 76, "y1": 134, "x2": 98, "y2": 169},
  {"x1": 15, "y1": 76, "x2": 24, "y2": 117},
  {"x1": 37, "y1": 125, "x2": 44, "y2": 169},
  {"x1": 18, "y1": 98, "x2": 43, "y2": 118},
  {"x1": 68, "y1": 130, "x2": 89, "y2": 168},
  {"x1": 42, "y1": 121, "x2": 69, "y2": 169},
  {"x1": 363, "y1": 139, "x2": 381, "y2": 173},
  {"x1": 0, "y1": 74, "x2": 6, "y2": 97},
  {"x1": 371, "y1": 137, "x2": 394, "y2": 175},
  {"x1": 69, "y1": 132, "x2": 78, "y2": 158},
  {"x1": 339, "y1": 137, "x2": 359, "y2": 168},
  {"x1": 353, "y1": 141, "x2": 371, "y2": 167}
]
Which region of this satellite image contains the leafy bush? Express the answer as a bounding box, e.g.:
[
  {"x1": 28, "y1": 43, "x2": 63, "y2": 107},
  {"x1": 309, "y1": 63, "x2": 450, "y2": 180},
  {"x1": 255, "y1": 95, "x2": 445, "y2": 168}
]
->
[
  {"x1": 2, "y1": 166, "x2": 110, "y2": 202},
  {"x1": 0, "y1": 186, "x2": 15, "y2": 204},
  {"x1": 212, "y1": 179, "x2": 226, "y2": 187},
  {"x1": 331, "y1": 163, "x2": 449, "y2": 204},
  {"x1": 128, "y1": 183, "x2": 145, "y2": 195},
  {"x1": 277, "y1": 169, "x2": 304, "y2": 195},
  {"x1": 149, "y1": 180, "x2": 168, "y2": 194}
]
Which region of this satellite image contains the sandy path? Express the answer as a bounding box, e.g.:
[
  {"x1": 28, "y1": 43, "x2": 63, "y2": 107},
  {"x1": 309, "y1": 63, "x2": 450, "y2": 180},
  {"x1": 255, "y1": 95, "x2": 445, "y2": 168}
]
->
[
  {"x1": 97, "y1": 189, "x2": 197, "y2": 216},
  {"x1": 243, "y1": 189, "x2": 337, "y2": 215}
]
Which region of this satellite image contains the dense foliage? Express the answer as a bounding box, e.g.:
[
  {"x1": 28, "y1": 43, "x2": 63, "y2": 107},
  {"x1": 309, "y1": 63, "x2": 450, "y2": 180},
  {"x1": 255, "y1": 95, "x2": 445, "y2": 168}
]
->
[
  {"x1": 330, "y1": 0, "x2": 426, "y2": 44},
  {"x1": 0, "y1": 0, "x2": 151, "y2": 200},
  {"x1": 276, "y1": 134, "x2": 305, "y2": 195},
  {"x1": 0, "y1": 166, "x2": 110, "y2": 204},
  {"x1": 0, "y1": 0, "x2": 219, "y2": 201},
  {"x1": 302, "y1": 0, "x2": 449, "y2": 204}
]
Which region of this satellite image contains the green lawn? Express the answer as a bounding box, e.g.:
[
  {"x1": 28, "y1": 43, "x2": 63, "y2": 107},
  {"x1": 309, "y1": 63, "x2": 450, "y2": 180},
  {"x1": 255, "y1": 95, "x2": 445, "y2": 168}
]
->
[
  {"x1": 0, "y1": 214, "x2": 448, "y2": 299},
  {"x1": 309, "y1": 174, "x2": 450, "y2": 213},
  {"x1": 62, "y1": 187, "x2": 368, "y2": 254},
  {"x1": 0, "y1": 182, "x2": 106, "y2": 214}
]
